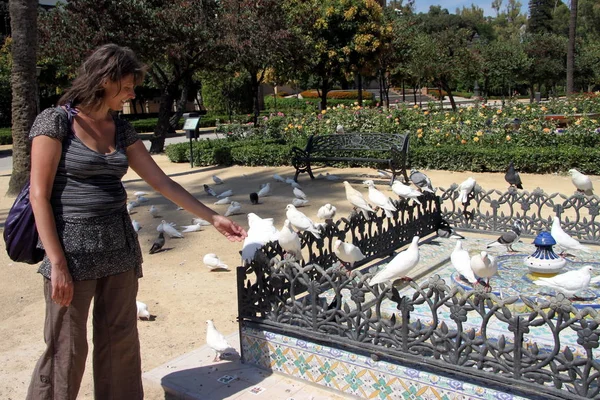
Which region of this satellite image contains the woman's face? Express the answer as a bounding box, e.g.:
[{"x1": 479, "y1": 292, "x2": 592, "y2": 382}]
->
[{"x1": 103, "y1": 75, "x2": 136, "y2": 111}]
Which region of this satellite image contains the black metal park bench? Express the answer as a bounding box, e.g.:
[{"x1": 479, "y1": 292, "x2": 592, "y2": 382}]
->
[{"x1": 291, "y1": 132, "x2": 410, "y2": 184}]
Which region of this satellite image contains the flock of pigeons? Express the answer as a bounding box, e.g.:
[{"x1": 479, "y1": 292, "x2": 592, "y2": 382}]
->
[{"x1": 132, "y1": 164, "x2": 597, "y2": 358}]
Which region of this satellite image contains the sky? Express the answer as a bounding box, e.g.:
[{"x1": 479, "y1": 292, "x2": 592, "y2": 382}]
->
[{"x1": 411, "y1": 0, "x2": 528, "y2": 17}]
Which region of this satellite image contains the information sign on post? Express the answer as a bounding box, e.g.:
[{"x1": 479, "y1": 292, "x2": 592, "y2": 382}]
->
[{"x1": 183, "y1": 112, "x2": 201, "y2": 168}]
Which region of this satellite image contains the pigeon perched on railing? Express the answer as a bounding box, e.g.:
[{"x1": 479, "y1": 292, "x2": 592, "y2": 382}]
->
[
  {"x1": 278, "y1": 219, "x2": 303, "y2": 261},
  {"x1": 343, "y1": 181, "x2": 374, "y2": 218},
  {"x1": 568, "y1": 169, "x2": 594, "y2": 196},
  {"x1": 364, "y1": 180, "x2": 396, "y2": 218},
  {"x1": 457, "y1": 177, "x2": 476, "y2": 204},
  {"x1": 370, "y1": 236, "x2": 420, "y2": 286},
  {"x1": 334, "y1": 239, "x2": 365, "y2": 269},
  {"x1": 285, "y1": 204, "x2": 320, "y2": 239},
  {"x1": 505, "y1": 161, "x2": 523, "y2": 189},
  {"x1": 409, "y1": 170, "x2": 435, "y2": 193}
]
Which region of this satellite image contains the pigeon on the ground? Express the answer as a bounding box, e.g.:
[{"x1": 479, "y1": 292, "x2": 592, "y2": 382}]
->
[
  {"x1": 569, "y1": 169, "x2": 594, "y2": 195},
  {"x1": 457, "y1": 177, "x2": 476, "y2": 204},
  {"x1": 241, "y1": 213, "x2": 279, "y2": 263},
  {"x1": 487, "y1": 220, "x2": 522, "y2": 252},
  {"x1": 534, "y1": 265, "x2": 593, "y2": 299},
  {"x1": 505, "y1": 161, "x2": 523, "y2": 189},
  {"x1": 410, "y1": 170, "x2": 435, "y2": 193},
  {"x1": 135, "y1": 195, "x2": 149, "y2": 204},
  {"x1": 127, "y1": 201, "x2": 138, "y2": 214},
  {"x1": 470, "y1": 251, "x2": 498, "y2": 289},
  {"x1": 343, "y1": 181, "x2": 374, "y2": 218},
  {"x1": 180, "y1": 223, "x2": 203, "y2": 233},
  {"x1": 437, "y1": 219, "x2": 464, "y2": 239},
  {"x1": 325, "y1": 173, "x2": 340, "y2": 181},
  {"x1": 192, "y1": 218, "x2": 212, "y2": 226},
  {"x1": 214, "y1": 197, "x2": 231, "y2": 205},
  {"x1": 292, "y1": 198, "x2": 309, "y2": 207},
  {"x1": 217, "y1": 189, "x2": 233, "y2": 198},
  {"x1": 391, "y1": 180, "x2": 422, "y2": 205},
  {"x1": 273, "y1": 174, "x2": 285, "y2": 183},
  {"x1": 257, "y1": 183, "x2": 271, "y2": 197},
  {"x1": 134, "y1": 191, "x2": 147, "y2": 197},
  {"x1": 370, "y1": 236, "x2": 420, "y2": 286},
  {"x1": 206, "y1": 320, "x2": 234, "y2": 361},
  {"x1": 334, "y1": 239, "x2": 365, "y2": 268},
  {"x1": 551, "y1": 216, "x2": 591, "y2": 255},
  {"x1": 157, "y1": 220, "x2": 184, "y2": 238},
  {"x1": 285, "y1": 204, "x2": 321, "y2": 239},
  {"x1": 249, "y1": 192, "x2": 259, "y2": 205},
  {"x1": 451, "y1": 241, "x2": 477, "y2": 284},
  {"x1": 204, "y1": 184, "x2": 218, "y2": 197},
  {"x1": 278, "y1": 219, "x2": 303, "y2": 261},
  {"x1": 290, "y1": 181, "x2": 302, "y2": 189},
  {"x1": 364, "y1": 180, "x2": 396, "y2": 218},
  {"x1": 212, "y1": 175, "x2": 224, "y2": 185},
  {"x1": 132, "y1": 220, "x2": 142, "y2": 232},
  {"x1": 203, "y1": 253, "x2": 229, "y2": 271},
  {"x1": 136, "y1": 301, "x2": 150, "y2": 320},
  {"x1": 149, "y1": 232, "x2": 165, "y2": 254},
  {"x1": 317, "y1": 204, "x2": 336, "y2": 223},
  {"x1": 224, "y1": 201, "x2": 242, "y2": 217},
  {"x1": 293, "y1": 187, "x2": 307, "y2": 200},
  {"x1": 149, "y1": 205, "x2": 160, "y2": 218}
]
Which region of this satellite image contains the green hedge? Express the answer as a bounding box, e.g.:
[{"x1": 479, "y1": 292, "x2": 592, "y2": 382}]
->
[
  {"x1": 0, "y1": 127, "x2": 11, "y2": 145},
  {"x1": 166, "y1": 136, "x2": 600, "y2": 175},
  {"x1": 263, "y1": 97, "x2": 377, "y2": 112}
]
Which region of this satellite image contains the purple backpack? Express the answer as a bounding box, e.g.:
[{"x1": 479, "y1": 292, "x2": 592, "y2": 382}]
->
[{"x1": 4, "y1": 180, "x2": 44, "y2": 264}]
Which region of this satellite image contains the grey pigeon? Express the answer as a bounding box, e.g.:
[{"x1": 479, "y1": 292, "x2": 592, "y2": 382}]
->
[
  {"x1": 204, "y1": 184, "x2": 218, "y2": 197},
  {"x1": 409, "y1": 170, "x2": 435, "y2": 193},
  {"x1": 437, "y1": 219, "x2": 464, "y2": 239},
  {"x1": 487, "y1": 220, "x2": 522, "y2": 252},
  {"x1": 149, "y1": 232, "x2": 165, "y2": 254},
  {"x1": 505, "y1": 161, "x2": 523, "y2": 189}
]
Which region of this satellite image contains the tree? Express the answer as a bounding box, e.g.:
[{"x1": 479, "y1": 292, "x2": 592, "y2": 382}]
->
[
  {"x1": 522, "y1": 33, "x2": 567, "y2": 99},
  {"x1": 566, "y1": 0, "x2": 578, "y2": 94},
  {"x1": 528, "y1": 0, "x2": 554, "y2": 34},
  {"x1": 39, "y1": 0, "x2": 222, "y2": 153},
  {"x1": 7, "y1": 0, "x2": 37, "y2": 195}
]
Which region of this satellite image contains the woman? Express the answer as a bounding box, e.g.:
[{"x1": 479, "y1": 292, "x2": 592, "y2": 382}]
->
[{"x1": 27, "y1": 44, "x2": 246, "y2": 399}]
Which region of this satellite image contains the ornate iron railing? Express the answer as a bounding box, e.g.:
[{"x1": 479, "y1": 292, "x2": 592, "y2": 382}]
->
[{"x1": 439, "y1": 185, "x2": 600, "y2": 244}]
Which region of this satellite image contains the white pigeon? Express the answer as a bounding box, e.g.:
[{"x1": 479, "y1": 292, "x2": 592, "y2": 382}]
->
[
  {"x1": 214, "y1": 197, "x2": 231, "y2": 205},
  {"x1": 568, "y1": 169, "x2": 594, "y2": 195},
  {"x1": 127, "y1": 201, "x2": 138, "y2": 214},
  {"x1": 450, "y1": 241, "x2": 477, "y2": 284},
  {"x1": 293, "y1": 187, "x2": 307, "y2": 200},
  {"x1": 157, "y1": 220, "x2": 184, "y2": 238},
  {"x1": 136, "y1": 195, "x2": 149, "y2": 203},
  {"x1": 391, "y1": 180, "x2": 422, "y2": 205},
  {"x1": 224, "y1": 201, "x2": 242, "y2": 217},
  {"x1": 551, "y1": 217, "x2": 591, "y2": 254},
  {"x1": 285, "y1": 178, "x2": 296, "y2": 185},
  {"x1": 241, "y1": 213, "x2": 279, "y2": 263},
  {"x1": 317, "y1": 204, "x2": 336, "y2": 222},
  {"x1": 132, "y1": 220, "x2": 142, "y2": 232},
  {"x1": 292, "y1": 198, "x2": 309, "y2": 207},
  {"x1": 203, "y1": 253, "x2": 229, "y2": 271},
  {"x1": 364, "y1": 180, "x2": 396, "y2": 218},
  {"x1": 206, "y1": 320, "x2": 233, "y2": 361},
  {"x1": 343, "y1": 181, "x2": 374, "y2": 218},
  {"x1": 336, "y1": 124, "x2": 344, "y2": 134},
  {"x1": 334, "y1": 239, "x2": 365, "y2": 268},
  {"x1": 192, "y1": 218, "x2": 212, "y2": 226},
  {"x1": 470, "y1": 251, "x2": 498, "y2": 287},
  {"x1": 149, "y1": 205, "x2": 160, "y2": 218},
  {"x1": 273, "y1": 174, "x2": 286, "y2": 183},
  {"x1": 534, "y1": 265, "x2": 593, "y2": 298},
  {"x1": 290, "y1": 181, "x2": 302, "y2": 189},
  {"x1": 217, "y1": 189, "x2": 233, "y2": 198},
  {"x1": 212, "y1": 175, "x2": 224, "y2": 185},
  {"x1": 285, "y1": 204, "x2": 321, "y2": 239},
  {"x1": 136, "y1": 301, "x2": 150, "y2": 320},
  {"x1": 278, "y1": 219, "x2": 303, "y2": 261},
  {"x1": 180, "y1": 223, "x2": 203, "y2": 233},
  {"x1": 457, "y1": 177, "x2": 476, "y2": 204},
  {"x1": 325, "y1": 173, "x2": 340, "y2": 181},
  {"x1": 370, "y1": 236, "x2": 420, "y2": 286},
  {"x1": 257, "y1": 183, "x2": 271, "y2": 197},
  {"x1": 133, "y1": 191, "x2": 147, "y2": 197}
]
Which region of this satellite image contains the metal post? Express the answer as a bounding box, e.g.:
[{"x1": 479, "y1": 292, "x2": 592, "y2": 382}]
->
[{"x1": 189, "y1": 136, "x2": 194, "y2": 168}]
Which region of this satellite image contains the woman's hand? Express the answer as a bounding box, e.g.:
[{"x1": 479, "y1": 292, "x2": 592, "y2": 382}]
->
[
  {"x1": 50, "y1": 260, "x2": 74, "y2": 307},
  {"x1": 212, "y1": 215, "x2": 247, "y2": 242}
]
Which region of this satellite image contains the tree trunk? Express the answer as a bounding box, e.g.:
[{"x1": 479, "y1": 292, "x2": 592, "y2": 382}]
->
[
  {"x1": 149, "y1": 83, "x2": 177, "y2": 154},
  {"x1": 250, "y1": 72, "x2": 260, "y2": 126},
  {"x1": 7, "y1": 0, "x2": 37, "y2": 196},
  {"x1": 357, "y1": 73, "x2": 363, "y2": 106},
  {"x1": 440, "y1": 80, "x2": 457, "y2": 112},
  {"x1": 170, "y1": 75, "x2": 191, "y2": 130},
  {"x1": 319, "y1": 77, "x2": 329, "y2": 111},
  {"x1": 566, "y1": 0, "x2": 577, "y2": 95}
]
